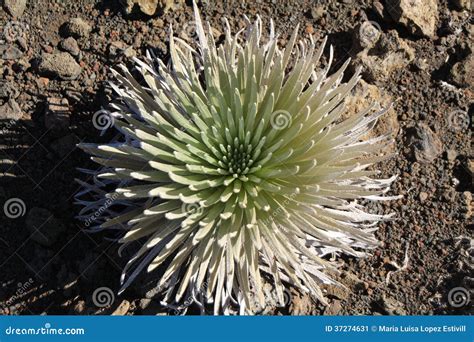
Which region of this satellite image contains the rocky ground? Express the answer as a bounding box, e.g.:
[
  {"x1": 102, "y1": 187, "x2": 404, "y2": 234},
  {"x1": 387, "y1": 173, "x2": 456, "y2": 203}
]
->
[{"x1": 0, "y1": 0, "x2": 472, "y2": 315}]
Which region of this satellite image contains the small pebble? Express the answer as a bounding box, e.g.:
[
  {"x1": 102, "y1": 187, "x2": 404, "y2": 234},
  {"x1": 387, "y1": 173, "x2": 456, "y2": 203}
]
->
[
  {"x1": 419, "y1": 192, "x2": 428, "y2": 202},
  {"x1": 60, "y1": 37, "x2": 80, "y2": 57}
]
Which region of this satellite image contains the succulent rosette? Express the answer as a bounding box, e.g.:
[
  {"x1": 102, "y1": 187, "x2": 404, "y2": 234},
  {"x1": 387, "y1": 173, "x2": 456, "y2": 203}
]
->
[{"x1": 76, "y1": 3, "x2": 399, "y2": 314}]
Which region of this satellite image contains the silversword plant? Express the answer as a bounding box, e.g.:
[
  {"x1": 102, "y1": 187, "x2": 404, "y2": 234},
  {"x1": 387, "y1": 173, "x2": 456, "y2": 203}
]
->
[{"x1": 76, "y1": 3, "x2": 399, "y2": 314}]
